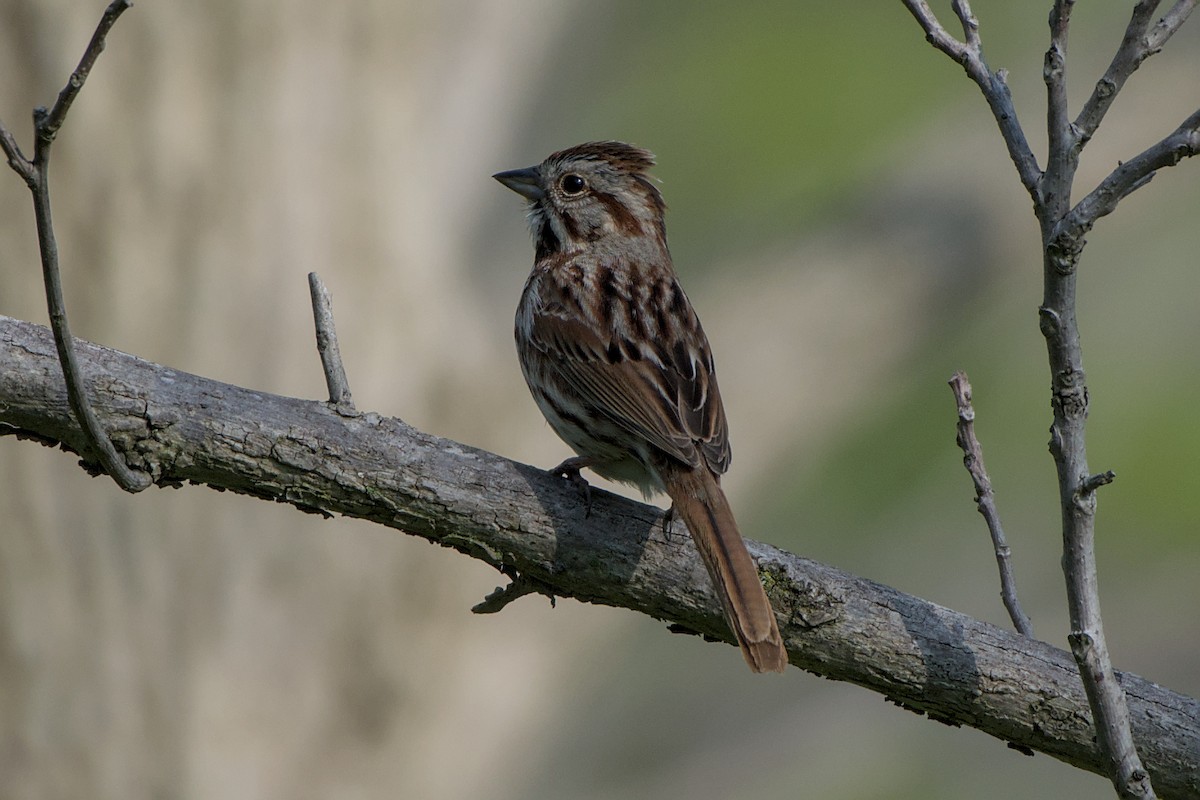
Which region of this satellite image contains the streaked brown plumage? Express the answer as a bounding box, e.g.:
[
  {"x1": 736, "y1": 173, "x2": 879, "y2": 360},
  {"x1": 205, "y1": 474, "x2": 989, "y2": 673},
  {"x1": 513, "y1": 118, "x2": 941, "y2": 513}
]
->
[{"x1": 495, "y1": 141, "x2": 786, "y2": 673}]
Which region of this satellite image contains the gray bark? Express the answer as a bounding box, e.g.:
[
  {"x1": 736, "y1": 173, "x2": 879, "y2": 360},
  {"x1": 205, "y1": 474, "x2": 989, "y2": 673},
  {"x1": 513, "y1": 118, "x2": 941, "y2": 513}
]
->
[{"x1": 2, "y1": 313, "x2": 1198, "y2": 799}]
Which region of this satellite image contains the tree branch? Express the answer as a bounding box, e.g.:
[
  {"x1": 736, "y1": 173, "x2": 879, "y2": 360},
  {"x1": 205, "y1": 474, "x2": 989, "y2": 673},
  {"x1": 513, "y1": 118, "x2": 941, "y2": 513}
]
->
[
  {"x1": 0, "y1": 0, "x2": 148, "y2": 493},
  {"x1": 1057, "y1": 107, "x2": 1200, "y2": 244},
  {"x1": 36, "y1": 0, "x2": 133, "y2": 143},
  {"x1": 307, "y1": 272, "x2": 355, "y2": 409},
  {"x1": 1044, "y1": 0, "x2": 1077, "y2": 198},
  {"x1": 901, "y1": 3, "x2": 1200, "y2": 795},
  {"x1": 948, "y1": 371, "x2": 1034, "y2": 637},
  {"x1": 2, "y1": 314, "x2": 1199, "y2": 797},
  {"x1": 900, "y1": 0, "x2": 1043, "y2": 196},
  {"x1": 1041, "y1": 98, "x2": 1199, "y2": 800},
  {"x1": 1075, "y1": 1, "x2": 1197, "y2": 144}
]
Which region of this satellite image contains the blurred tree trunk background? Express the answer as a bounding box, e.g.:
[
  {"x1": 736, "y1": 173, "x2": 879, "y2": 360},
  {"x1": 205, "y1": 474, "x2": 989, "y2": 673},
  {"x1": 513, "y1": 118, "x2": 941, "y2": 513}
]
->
[{"x1": 1, "y1": 3, "x2": 1198, "y2": 798}]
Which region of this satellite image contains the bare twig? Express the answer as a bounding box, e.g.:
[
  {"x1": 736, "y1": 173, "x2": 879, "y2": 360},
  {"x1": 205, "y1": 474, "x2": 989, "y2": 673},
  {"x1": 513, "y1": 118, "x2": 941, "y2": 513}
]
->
[
  {"x1": 0, "y1": 126, "x2": 31, "y2": 183},
  {"x1": 901, "y1": 0, "x2": 1043, "y2": 196},
  {"x1": 1075, "y1": 1, "x2": 1197, "y2": 143},
  {"x1": 1040, "y1": 134, "x2": 1200, "y2": 794},
  {"x1": 472, "y1": 565, "x2": 557, "y2": 614},
  {"x1": 1045, "y1": 0, "x2": 1076, "y2": 184},
  {"x1": 0, "y1": 0, "x2": 148, "y2": 493},
  {"x1": 952, "y1": 0, "x2": 980, "y2": 50},
  {"x1": 307, "y1": 272, "x2": 355, "y2": 409},
  {"x1": 1152, "y1": 0, "x2": 1199, "y2": 46},
  {"x1": 1040, "y1": 294, "x2": 1153, "y2": 800},
  {"x1": 1035, "y1": 0, "x2": 1162, "y2": 790},
  {"x1": 948, "y1": 371, "x2": 1034, "y2": 637},
  {"x1": 903, "y1": 2, "x2": 1196, "y2": 796},
  {"x1": 1081, "y1": 470, "x2": 1117, "y2": 495},
  {"x1": 39, "y1": 2, "x2": 133, "y2": 141},
  {"x1": 1058, "y1": 107, "x2": 1200, "y2": 242},
  {"x1": 1036, "y1": 4, "x2": 1161, "y2": 784}
]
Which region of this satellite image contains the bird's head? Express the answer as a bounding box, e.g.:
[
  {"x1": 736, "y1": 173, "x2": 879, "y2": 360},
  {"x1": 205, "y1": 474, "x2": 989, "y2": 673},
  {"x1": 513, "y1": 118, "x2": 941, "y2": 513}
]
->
[{"x1": 494, "y1": 141, "x2": 667, "y2": 259}]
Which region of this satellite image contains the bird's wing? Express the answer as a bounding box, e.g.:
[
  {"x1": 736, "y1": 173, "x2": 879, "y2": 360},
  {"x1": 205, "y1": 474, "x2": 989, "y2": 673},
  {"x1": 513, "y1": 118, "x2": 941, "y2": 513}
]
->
[{"x1": 527, "y1": 286, "x2": 730, "y2": 475}]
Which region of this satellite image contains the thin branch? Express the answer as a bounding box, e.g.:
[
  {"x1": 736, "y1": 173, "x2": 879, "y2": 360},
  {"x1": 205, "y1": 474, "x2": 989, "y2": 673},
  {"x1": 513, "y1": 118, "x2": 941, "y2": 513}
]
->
[
  {"x1": 905, "y1": 4, "x2": 1190, "y2": 796},
  {"x1": 2, "y1": 314, "x2": 1199, "y2": 797},
  {"x1": 0, "y1": 0, "x2": 130, "y2": 173},
  {"x1": 472, "y1": 565, "x2": 557, "y2": 614},
  {"x1": 1069, "y1": 627, "x2": 1154, "y2": 800},
  {"x1": 1057, "y1": 106, "x2": 1200, "y2": 242},
  {"x1": 1068, "y1": 630, "x2": 1152, "y2": 798},
  {"x1": 1042, "y1": 291, "x2": 1154, "y2": 800},
  {"x1": 1036, "y1": 4, "x2": 1163, "y2": 794},
  {"x1": 904, "y1": 0, "x2": 970, "y2": 62},
  {"x1": 948, "y1": 371, "x2": 1034, "y2": 637},
  {"x1": 1043, "y1": 60, "x2": 1200, "y2": 797},
  {"x1": 901, "y1": 0, "x2": 1043, "y2": 197},
  {"x1": 0, "y1": 126, "x2": 33, "y2": 185},
  {"x1": 1038, "y1": 2, "x2": 1161, "y2": 792},
  {"x1": 28, "y1": 168, "x2": 150, "y2": 491},
  {"x1": 1074, "y1": 1, "x2": 1197, "y2": 144},
  {"x1": 1081, "y1": 470, "x2": 1117, "y2": 495},
  {"x1": 1074, "y1": 1, "x2": 1159, "y2": 142},
  {"x1": 1045, "y1": 0, "x2": 1077, "y2": 195},
  {"x1": 1150, "y1": 0, "x2": 1199, "y2": 48},
  {"x1": 0, "y1": 0, "x2": 148, "y2": 492},
  {"x1": 37, "y1": 0, "x2": 133, "y2": 144},
  {"x1": 952, "y1": 0, "x2": 981, "y2": 50},
  {"x1": 307, "y1": 272, "x2": 355, "y2": 409}
]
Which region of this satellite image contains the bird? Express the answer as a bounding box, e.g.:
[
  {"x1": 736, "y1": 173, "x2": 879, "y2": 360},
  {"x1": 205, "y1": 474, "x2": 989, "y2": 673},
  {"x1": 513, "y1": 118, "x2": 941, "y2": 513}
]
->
[{"x1": 494, "y1": 141, "x2": 787, "y2": 673}]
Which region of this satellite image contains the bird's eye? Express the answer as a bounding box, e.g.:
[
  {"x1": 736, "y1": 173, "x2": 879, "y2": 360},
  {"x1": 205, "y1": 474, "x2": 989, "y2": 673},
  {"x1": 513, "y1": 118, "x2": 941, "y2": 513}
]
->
[{"x1": 559, "y1": 174, "x2": 587, "y2": 195}]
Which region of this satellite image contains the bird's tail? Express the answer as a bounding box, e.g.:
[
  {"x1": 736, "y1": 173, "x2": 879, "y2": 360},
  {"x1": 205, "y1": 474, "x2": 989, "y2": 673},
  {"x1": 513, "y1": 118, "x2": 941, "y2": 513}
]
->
[{"x1": 662, "y1": 466, "x2": 787, "y2": 673}]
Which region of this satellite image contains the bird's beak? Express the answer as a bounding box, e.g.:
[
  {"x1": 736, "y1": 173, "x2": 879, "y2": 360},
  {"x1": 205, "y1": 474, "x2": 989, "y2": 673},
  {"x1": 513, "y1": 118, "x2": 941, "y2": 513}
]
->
[{"x1": 492, "y1": 166, "x2": 544, "y2": 201}]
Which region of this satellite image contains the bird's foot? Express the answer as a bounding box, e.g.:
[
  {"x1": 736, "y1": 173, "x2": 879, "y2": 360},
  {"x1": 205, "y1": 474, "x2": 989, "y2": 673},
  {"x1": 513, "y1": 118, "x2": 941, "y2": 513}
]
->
[
  {"x1": 660, "y1": 504, "x2": 684, "y2": 542},
  {"x1": 550, "y1": 456, "x2": 593, "y2": 517}
]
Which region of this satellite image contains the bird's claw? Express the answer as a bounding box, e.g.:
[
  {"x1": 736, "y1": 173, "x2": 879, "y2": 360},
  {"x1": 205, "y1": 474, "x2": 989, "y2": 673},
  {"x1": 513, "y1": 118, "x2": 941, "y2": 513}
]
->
[
  {"x1": 550, "y1": 457, "x2": 593, "y2": 517},
  {"x1": 660, "y1": 504, "x2": 683, "y2": 542}
]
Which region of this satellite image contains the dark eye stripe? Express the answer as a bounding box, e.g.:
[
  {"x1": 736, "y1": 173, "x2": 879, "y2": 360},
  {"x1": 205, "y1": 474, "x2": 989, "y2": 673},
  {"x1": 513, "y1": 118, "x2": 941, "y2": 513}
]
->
[{"x1": 593, "y1": 191, "x2": 643, "y2": 236}]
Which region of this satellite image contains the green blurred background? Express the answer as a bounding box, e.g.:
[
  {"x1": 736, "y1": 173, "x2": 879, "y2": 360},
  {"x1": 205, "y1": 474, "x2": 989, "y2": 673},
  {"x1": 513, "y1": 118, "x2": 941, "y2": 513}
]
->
[{"x1": 2, "y1": 1, "x2": 1198, "y2": 797}]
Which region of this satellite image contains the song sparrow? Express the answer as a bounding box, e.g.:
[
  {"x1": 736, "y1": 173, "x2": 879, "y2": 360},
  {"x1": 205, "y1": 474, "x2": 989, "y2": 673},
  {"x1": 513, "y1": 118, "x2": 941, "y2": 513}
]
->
[{"x1": 494, "y1": 141, "x2": 787, "y2": 673}]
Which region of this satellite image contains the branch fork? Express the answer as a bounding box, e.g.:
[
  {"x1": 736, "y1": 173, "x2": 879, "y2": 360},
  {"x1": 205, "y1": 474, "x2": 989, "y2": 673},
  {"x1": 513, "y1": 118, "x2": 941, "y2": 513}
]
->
[
  {"x1": 905, "y1": 2, "x2": 1200, "y2": 797},
  {"x1": 0, "y1": 0, "x2": 148, "y2": 492}
]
